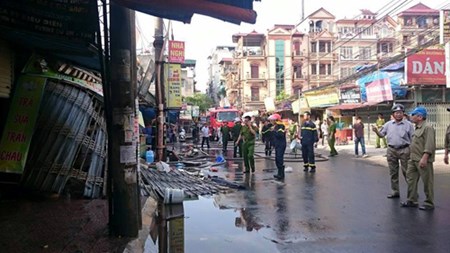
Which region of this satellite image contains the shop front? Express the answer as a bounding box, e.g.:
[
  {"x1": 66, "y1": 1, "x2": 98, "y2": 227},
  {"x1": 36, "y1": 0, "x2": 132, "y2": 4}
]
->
[{"x1": 304, "y1": 87, "x2": 339, "y2": 122}]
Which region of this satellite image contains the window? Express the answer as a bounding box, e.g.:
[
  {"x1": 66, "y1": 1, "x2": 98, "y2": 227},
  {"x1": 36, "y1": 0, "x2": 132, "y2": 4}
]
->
[
  {"x1": 293, "y1": 41, "x2": 301, "y2": 55},
  {"x1": 340, "y1": 46, "x2": 353, "y2": 60},
  {"x1": 403, "y1": 35, "x2": 409, "y2": 45},
  {"x1": 405, "y1": 18, "x2": 413, "y2": 26},
  {"x1": 378, "y1": 42, "x2": 393, "y2": 54},
  {"x1": 340, "y1": 67, "x2": 355, "y2": 78},
  {"x1": 359, "y1": 47, "x2": 371, "y2": 60},
  {"x1": 418, "y1": 35, "x2": 426, "y2": 45},
  {"x1": 293, "y1": 64, "x2": 303, "y2": 79},
  {"x1": 310, "y1": 42, "x2": 317, "y2": 53},
  {"x1": 417, "y1": 17, "x2": 427, "y2": 28},
  {"x1": 317, "y1": 64, "x2": 333, "y2": 76},
  {"x1": 251, "y1": 87, "x2": 260, "y2": 101},
  {"x1": 275, "y1": 40, "x2": 285, "y2": 96},
  {"x1": 319, "y1": 41, "x2": 331, "y2": 52},
  {"x1": 251, "y1": 65, "x2": 259, "y2": 78},
  {"x1": 311, "y1": 64, "x2": 317, "y2": 75}
]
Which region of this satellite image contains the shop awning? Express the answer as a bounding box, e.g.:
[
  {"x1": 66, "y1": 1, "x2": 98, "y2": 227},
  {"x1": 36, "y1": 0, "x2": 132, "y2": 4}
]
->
[
  {"x1": 328, "y1": 103, "x2": 364, "y2": 110},
  {"x1": 328, "y1": 101, "x2": 382, "y2": 111},
  {"x1": 115, "y1": 0, "x2": 258, "y2": 24}
]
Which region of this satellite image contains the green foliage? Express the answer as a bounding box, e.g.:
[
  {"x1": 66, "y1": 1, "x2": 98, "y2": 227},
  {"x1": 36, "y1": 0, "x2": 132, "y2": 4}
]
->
[
  {"x1": 184, "y1": 93, "x2": 214, "y2": 113},
  {"x1": 276, "y1": 90, "x2": 289, "y2": 101}
]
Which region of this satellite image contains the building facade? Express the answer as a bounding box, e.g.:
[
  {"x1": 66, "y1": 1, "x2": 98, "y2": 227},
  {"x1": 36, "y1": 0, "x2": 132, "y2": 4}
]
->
[
  {"x1": 207, "y1": 46, "x2": 235, "y2": 106},
  {"x1": 181, "y1": 59, "x2": 196, "y2": 97}
]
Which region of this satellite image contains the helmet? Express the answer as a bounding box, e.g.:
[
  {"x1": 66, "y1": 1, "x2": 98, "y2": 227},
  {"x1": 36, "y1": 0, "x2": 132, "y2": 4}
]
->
[
  {"x1": 391, "y1": 104, "x2": 404, "y2": 112},
  {"x1": 268, "y1": 113, "x2": 281, "y2": 121}
]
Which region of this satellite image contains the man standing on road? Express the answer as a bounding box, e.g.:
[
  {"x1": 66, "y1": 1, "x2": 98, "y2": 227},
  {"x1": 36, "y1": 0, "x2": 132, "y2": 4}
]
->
[
  {"x1": 321, "y1": 118, "x2": 328, "y2": 147},
  {"x1": 444, "y1": 108, "x2": 450, "y2": 165},
  {"x1": 301, "y1": 111, "x2": 319, "y2": 173},
  {"x1": 232, "y1": 118, "x2": 243, "y2": 158},
  {"x1": 400, "y1": 107, "x2": 436, "y2": 210},
  {"x1": 375, "y1": 113, "x2": 388, "y2": 148},
  {"x1": 221, "y1": 121, "x2": 230, "y2": 153},
  {"x1": 268, "y1": 114, "x2": 287, "y2": 180},
  {"x1": 353, "y1": 116, "x2": 367, "y2": 158},
  {"x1": 236, "y1": 116, "x2": 258, "y2": 173},
  {"x1": 372, "y1": 104, "x2": 415, "y2": 199},
  {"x1": 327, "y1": 116, "x2": 338, "y2": 157},
  {"x1": 261, "y1": 120, "x2": 273, "y2": 156},
  {"x1": 201, "y1": 123, "x2": 210, "y2": 150}
]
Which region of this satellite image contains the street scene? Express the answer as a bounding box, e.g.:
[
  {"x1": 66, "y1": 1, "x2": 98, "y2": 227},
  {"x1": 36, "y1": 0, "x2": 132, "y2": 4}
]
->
[{"x1": 2, "y1": 0, "x2": 450, "y2": 252}]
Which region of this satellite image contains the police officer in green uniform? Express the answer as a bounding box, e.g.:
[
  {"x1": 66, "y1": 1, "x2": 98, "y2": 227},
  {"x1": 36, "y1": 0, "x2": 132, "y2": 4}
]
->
[
  {"x1": 232, "y1": 117, "x2": 243, "y2": 158},
  {"x1": 400, "y1": 107, "x2": 436, "y2": 210},
  {"x1": 236, "y1": 116, "x2": 258, "y2": 173},
  {"x1": 375, "y1": 113, "x2": 388, "y2": 148},
  {"x1": 444, "y1": 108, "x2": 450, "y2": 165},
  {"x1": 327, "y1": 116, "x2": 338, "y2": 157},
  {"x1": 372, "y1": 104, "x2": 414, "y2": 199},
  {"x1": 221, "y1": 121, "x2": 230, "y2": 153}
]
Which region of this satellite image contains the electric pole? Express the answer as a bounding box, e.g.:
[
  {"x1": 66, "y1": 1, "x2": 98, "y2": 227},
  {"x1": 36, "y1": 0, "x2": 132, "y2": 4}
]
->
[
  {"x1": 154, "y1": 17, "x2": 166, "y2": 162},
  {"x1": 108, "y1": 2, "x2": 141, "y2": 237}
]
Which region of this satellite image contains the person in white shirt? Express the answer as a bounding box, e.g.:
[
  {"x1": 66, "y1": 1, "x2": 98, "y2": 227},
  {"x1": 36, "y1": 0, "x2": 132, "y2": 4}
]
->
[
  {"x1": 201, "y1": 123, "x2": 210, "y2": 149},
  {"x1": 321, "y1": 119, "x2": 329, "y2": 146}
]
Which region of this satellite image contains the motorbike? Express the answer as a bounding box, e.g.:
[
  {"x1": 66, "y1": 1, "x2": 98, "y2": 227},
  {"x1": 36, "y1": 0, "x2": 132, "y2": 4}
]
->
[{"x1": 179, "y1": 128, "x2": 186, "y2": 142}]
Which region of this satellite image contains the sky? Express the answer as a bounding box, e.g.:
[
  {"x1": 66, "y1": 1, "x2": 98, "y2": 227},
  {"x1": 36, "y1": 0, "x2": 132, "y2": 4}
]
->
[{"x1": 136, "y1": 0, "x2": 446, "y2": 92}]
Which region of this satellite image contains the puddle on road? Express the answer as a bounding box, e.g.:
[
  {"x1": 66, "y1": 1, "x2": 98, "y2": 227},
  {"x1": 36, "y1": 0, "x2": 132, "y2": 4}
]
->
[{"x1": 144, "y1": 196, "x2": 279, "y2": 253}]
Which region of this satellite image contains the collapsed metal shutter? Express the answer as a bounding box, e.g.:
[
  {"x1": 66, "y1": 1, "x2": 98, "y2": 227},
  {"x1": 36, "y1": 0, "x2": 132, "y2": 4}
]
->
[
  {"x1": 0, "y1": 40, "x2": 13, "y2": 98},
  {"x1": 22, "y1": 80, "x2": 107, "y2": 198}
]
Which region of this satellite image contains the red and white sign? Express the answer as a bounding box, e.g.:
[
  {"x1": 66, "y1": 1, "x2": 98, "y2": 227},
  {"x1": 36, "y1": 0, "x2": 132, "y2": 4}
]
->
[
  {"x1": 168, "y1": 40, "x2": 185, "y2": 63},
  {"x1": 405, "y1": 49, "x2": 446, "y2": 85},
  {"x1": 366, "y1": 78, "x2": 393, "y2": 103}
]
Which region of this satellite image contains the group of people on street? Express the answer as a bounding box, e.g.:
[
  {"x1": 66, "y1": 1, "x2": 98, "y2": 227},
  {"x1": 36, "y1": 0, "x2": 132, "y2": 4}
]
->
[{"x1": 372, "y1": 104, "x2": 436, "y2": 210}]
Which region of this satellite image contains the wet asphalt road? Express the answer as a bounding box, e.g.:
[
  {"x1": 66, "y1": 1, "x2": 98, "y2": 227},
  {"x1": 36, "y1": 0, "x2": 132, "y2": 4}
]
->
[{"x1": 159, "y1": 142, "x2": 450, "y2": 253}]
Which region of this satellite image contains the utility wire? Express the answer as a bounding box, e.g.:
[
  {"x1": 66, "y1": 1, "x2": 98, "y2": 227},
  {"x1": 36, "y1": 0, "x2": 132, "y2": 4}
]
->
[
  {"x1": 278, "y1": 0, "x2": 410, "y2": 84},
  {"x1": 283, "y1": 1, "x2": 448, "y2": 91}
]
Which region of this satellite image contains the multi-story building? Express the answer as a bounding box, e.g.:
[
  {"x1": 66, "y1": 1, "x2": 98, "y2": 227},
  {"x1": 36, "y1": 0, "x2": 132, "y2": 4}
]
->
[
  {"x1": 230, "y1": 31, "x2": 267, "y2": 111},
  {"x1": 335, "y1": 10, "x2": 379, "y2": 80},
  {"x1": 207, "y1": 46, "x2": 235, "y2": 106},
  {"x1": 306, "y1": 8, "x2": 338, "y2": 89},
  {"x1": 181, "y1": 59, "x2": 196, "y2": 97},
  {"x1": 396, "y1": 3, "x2": 439, "y2": 50},
  {"x1": 266, "y1": 25, "x2": 308, "y2": 99}
]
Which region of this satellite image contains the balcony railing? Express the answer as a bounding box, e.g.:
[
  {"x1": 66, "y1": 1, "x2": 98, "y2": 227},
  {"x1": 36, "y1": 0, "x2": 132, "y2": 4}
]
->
[{"x1": 246, "y1": 73, "x2": 265, "y2": 79}]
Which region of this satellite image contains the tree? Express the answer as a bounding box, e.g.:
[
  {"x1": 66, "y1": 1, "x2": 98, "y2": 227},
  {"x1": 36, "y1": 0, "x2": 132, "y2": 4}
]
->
[
  {"x1": 276, "y1": 90, "x2": 289, "y2": 102},
  {"x1": 184, "y1": 93, "x2": 214, "y2": 113}
]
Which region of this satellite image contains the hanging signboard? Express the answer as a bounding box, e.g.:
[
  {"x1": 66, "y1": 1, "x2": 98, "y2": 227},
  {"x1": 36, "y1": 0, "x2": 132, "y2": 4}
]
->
[
  {"x1": 192, "y1": 106, "x2": 200, "y2": 117},
  {"x1": 165, "y1": 64, "x2": 182, "y2": 108},
  {"x1": 0, "y1": 0, "x2": 97, "y2": 43},
  {"x1": 340, "y1": 86, "x2": 361, "y2": 104},
  {"x1": 304, "y1": 88, "x2": 339, "y2": 108},
  {"x1": 365, "y1": 77, "x2": 393, "y2": 103},
  {"x1": 405, "y1": 49, "x2": 446, "y2": 85},
  {"x1": 168, "y1": 41, "x2": 185, "y2": 64},
  {"x1": 0, "y1": 75, "x2": 46, "y2": 173}
]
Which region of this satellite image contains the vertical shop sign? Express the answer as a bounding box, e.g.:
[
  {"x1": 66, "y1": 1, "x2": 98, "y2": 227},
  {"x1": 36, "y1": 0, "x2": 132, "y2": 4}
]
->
[
  {"x1": 0, "y1": 76, "x2": 46, "y2": 173},
  {"x1": 165, "y1": 64, "x2": 182, "y2": 108},
  {"x1": 168, "y1": 41, "x2": 185, "y2": 63}
]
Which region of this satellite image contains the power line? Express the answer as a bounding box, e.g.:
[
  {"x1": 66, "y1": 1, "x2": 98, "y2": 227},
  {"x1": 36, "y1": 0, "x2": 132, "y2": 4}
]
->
[
  {"x1": 283, "y1": 0, "x2": 448, "y2": 90},
  {"x1": 279, "y1": 0, "x2": 411, "y2": 85}
]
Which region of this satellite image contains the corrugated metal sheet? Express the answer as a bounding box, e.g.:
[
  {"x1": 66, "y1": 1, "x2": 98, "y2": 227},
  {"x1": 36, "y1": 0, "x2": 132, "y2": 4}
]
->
[
  {"x1": 22, "y1": 80, "x2": 107, "y2": 198},
  {"x1": 417, "y1": 103, "x2": 450, "y2": 149},
  {"x1": 0, "y1": 40, "x2": 12, "y2": 98}
]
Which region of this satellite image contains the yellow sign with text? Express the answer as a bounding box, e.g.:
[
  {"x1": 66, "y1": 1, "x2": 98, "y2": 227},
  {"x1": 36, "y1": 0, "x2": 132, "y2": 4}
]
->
[
  {"x1": 304, "y1": 88, "x2": 339, "y2": 108},
  {"x1": 165, "y1": 64, "x2": 182, "y2": 108}
]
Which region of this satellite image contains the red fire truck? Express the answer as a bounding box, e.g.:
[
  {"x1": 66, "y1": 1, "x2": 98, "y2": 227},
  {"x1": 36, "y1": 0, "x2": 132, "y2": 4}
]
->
[{"x1": 208, "y1": 107, "x2": 240, "y2": 141}]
